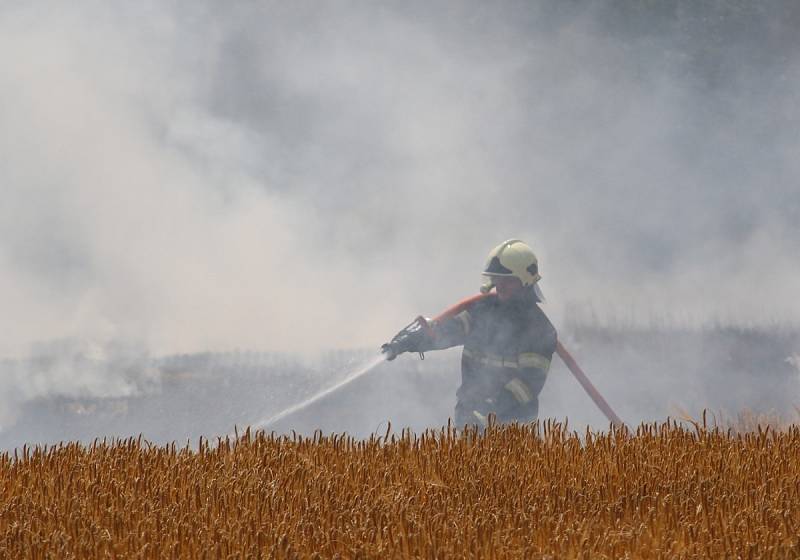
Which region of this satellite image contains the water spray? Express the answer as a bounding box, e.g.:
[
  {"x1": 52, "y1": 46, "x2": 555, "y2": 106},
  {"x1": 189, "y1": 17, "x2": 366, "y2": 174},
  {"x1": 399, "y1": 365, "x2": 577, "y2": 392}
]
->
[
  {"x1": 253, "y1": 353, "x2": 388, "y2": 431},
  {"x1": 249, "y1": 318, "x2": 429, "y2": 433}
]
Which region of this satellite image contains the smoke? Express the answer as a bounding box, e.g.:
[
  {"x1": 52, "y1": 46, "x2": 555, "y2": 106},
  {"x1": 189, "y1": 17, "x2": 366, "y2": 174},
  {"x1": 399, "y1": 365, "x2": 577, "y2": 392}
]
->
[{"x1": 1, "y1": 2, "x2": 799, "y2": 438}]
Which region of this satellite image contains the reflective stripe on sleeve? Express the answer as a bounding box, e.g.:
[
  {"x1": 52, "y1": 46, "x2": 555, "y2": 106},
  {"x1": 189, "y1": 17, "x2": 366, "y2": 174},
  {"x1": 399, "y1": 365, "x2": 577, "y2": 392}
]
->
[{"x1": 455, "y1": 311, "x2": 472, "y2": 336}]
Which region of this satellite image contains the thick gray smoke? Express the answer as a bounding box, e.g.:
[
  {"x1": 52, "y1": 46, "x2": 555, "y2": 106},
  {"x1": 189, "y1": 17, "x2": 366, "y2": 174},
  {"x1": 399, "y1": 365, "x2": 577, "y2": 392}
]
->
[{"x1": 1, "y1": 2, "x2": 799, "y2": 441}]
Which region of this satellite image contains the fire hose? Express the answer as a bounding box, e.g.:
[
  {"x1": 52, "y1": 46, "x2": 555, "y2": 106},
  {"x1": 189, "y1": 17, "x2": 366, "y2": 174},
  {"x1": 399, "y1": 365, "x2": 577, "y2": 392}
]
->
[{"x1": 556, "y1": 341, "x2": 624, "y2": 428}]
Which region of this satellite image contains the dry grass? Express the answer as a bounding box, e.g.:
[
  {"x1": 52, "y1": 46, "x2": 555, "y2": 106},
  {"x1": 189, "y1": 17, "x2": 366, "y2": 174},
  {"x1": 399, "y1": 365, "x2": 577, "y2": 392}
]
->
[
  {"x1": 672, "y1": 407, "x2": 800, "y2": 435},
  {"x1": 1, "y1": 420, "x2": 799, "y2": 558}
]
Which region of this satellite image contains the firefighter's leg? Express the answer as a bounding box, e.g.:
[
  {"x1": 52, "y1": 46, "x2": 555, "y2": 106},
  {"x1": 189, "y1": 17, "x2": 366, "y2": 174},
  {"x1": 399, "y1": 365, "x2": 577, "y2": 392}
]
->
[
  {"x1": 496, "y1": 375, "x2": 542, "y2": 424},
  {"x1": 498, "y1": 398, "x2": 539, "y2": 424},
  {"x1": 455, "y1": 400, "x2": 490, "y2": 430}
]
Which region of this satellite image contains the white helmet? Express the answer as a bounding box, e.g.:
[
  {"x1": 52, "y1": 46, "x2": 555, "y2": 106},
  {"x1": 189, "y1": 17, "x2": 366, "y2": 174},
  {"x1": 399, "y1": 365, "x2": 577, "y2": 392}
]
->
[{"x1": 480, "y1": 239, "x2": 544, "y2": 299}]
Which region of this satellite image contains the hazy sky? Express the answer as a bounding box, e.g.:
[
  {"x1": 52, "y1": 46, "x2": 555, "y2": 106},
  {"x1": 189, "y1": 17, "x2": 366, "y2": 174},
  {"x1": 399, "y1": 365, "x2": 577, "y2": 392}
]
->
[{"x1": 2, "y1": 1, "x2": 799, "y2": 358}]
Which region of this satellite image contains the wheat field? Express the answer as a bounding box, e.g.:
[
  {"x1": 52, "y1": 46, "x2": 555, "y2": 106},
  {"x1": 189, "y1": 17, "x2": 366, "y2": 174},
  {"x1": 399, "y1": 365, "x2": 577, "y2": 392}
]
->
[{"x1": 1, "y1": 419, "x2": 799, "y2": 558}]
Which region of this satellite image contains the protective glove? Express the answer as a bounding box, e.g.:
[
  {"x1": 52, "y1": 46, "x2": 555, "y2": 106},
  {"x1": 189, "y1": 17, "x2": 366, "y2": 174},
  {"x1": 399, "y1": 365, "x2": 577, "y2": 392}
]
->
[{"x1": 381, "y1": 316, "x2": 431, "y2": 360}]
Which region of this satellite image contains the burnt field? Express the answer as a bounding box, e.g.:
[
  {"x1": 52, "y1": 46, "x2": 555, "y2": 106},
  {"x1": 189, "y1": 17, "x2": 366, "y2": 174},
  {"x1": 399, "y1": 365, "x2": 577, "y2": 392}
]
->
[{"x1": 0, "y1": 323, "x2": 798, "y2": 450}]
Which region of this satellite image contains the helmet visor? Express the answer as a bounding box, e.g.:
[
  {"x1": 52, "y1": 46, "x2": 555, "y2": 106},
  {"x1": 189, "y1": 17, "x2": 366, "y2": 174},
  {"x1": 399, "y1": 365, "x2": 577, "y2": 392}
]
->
[{"x1": 483, "y1": 255, "x2": 514, "y2": 276}]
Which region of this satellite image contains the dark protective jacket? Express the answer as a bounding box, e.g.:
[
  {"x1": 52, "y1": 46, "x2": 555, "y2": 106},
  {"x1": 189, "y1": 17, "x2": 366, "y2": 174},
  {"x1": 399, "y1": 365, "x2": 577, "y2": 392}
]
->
[{"x1": 420, "y1": 291, "x2": 557, "y2": 427}]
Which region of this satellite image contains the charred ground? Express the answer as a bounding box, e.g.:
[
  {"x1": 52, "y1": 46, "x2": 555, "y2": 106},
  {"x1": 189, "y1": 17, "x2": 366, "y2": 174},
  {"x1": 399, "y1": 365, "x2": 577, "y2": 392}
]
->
[{"x1": 1, "y1": 322, "x2": 797, "y2": 450}]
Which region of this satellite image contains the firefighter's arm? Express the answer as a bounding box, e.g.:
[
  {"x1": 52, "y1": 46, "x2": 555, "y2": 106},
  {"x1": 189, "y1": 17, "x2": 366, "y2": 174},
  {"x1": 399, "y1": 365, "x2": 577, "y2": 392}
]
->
[
  {"x1": 381, "y1": 314, "x2": 469, "y2": 360},
  {"x1": 381, "y1": 294, "x2": 487, "y2": 361},
  {"x1": 425, "y1": 313, "x2": 470, "y2": 350}
]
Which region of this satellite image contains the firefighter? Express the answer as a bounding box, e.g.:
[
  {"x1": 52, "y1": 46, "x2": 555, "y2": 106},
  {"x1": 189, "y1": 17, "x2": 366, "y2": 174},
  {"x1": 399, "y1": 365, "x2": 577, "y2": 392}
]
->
[{"x1": 382, "y1": 239, "x2": 557, "y2": 428}]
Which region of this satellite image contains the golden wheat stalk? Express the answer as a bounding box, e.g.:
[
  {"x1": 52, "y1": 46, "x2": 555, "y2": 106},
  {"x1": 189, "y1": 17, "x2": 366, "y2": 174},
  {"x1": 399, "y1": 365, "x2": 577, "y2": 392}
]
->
[{"x1": 0, "y1": 420, "x2": 798, "y2": 558}]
